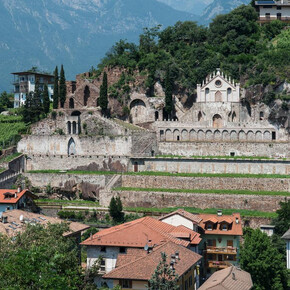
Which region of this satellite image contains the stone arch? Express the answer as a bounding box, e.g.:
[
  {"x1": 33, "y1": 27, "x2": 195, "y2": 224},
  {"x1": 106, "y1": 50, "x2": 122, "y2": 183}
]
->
[
  {"x1": 67, "y1": 121, "x2": 71, "y2": 134},
  {"x1": 215, "y1": 91, "x2": 222, "y2": 102},
  {"x1": 198, "y1": 111, "x2": 203, "y2": 122},
  {"x1": 165, "y1": 129, "x2": 173, "y2": 141},
  {"x1": 130, "y1": 99, "x2": 147, "y2": 124},
  {"x1": 72, "y1": 121, "x2": 77, "y2": 134},
  {"x1": 189, "y1": 129, "x2": 197, "y2": 141},
  {"x1": 173, "y1": 129, "x2": 180, "y2": 141},
  {"x1": 263, "y1": 131, "x2": 271, "y2": 141},
  {"x1": 256, "y1": 131, "x2": 263, "y2": 141},
  {"x1": 230, "y1": 130, "x2": 238, "y2": 141},
  {"x1": 213, "y1": 114, "x2": 223, "y2": 129},
  {"x1": 68, "y1": 137, "x2": 76, "y2": 155},
  {"x1": 232, "y1": 111, "x2": 237, "y2": 122},
  {"x1": 71, "y1": 111, "x2": 81, "y2": 116},
  {"x1": 222, "y1": 130, "x2": 230, "y2": 141},
  {"x1": 197, "y1": 130, "x2": 205, "y2": 141},
  {"x1": 239, "y1": 130, "x2": 246, "y2": 141},
  {"x1": 69, "y1": 98, "x2": 74, "y2": 109},
  {"x1": 205, "y1": 88, "x2": 210, "y2": 101},
  {"x1": 206, "y1": 130, "x2": 213, "y2": 140},
  {"x1": 181, "y1": 129, "x2": 189, "y2": 141},
  {"x1": 214, "y1": 130, "x2": 221, "y2": 141},
  {"x1": 227, "y1": 88, "x2": 232, "y2": 100},
  {"x1": 84, "y1": 86, "x2": 90, "y2": 106},
  {"x1": 247, "y1": 131, "x2": 255, "y2": 141}
]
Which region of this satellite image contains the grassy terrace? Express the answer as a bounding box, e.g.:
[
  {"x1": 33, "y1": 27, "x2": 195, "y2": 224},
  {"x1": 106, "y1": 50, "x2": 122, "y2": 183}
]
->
[
  {"x1": 113, "y1": 187, "x2": 290, "y2": 196},
  {"x1": 125, "y1": 206, "x2": 277, "y2": 218},
  {"x1": 36, "y1": 199, "x2": 99, "y2": 207},
  {"x1": 0, "y1": 152, "x2": 22, "y2": 164},
  {"x1": 28, "y1": 170, "x2": 290, "y2": 179}
]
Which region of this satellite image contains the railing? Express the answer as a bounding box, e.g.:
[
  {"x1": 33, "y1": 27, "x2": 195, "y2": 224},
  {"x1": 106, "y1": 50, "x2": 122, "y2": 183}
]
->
[
  {"x1": 206, "y1": 246, "x2": 237, "y2": 254},
  {"x1": 208, "y1": 260, "x2": 232, "y2": 269},
  {"x1": 259, "y1": 16, "x2": 290, "y2": 22}
]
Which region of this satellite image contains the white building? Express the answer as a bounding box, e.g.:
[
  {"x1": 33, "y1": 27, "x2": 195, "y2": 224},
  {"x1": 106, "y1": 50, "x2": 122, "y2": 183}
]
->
[
  {"x1": 255, "y1": 0, "x2": 290, "y2": 23},
  {"x1": 282, "y1": 228, "x2": 290, "y2": 269},
  {"x1": 12, "y1": 71, "x2": 54, "y2": 108}
]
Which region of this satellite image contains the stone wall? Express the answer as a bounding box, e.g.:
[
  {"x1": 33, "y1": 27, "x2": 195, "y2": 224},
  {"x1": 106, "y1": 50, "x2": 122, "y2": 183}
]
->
[
  {"x1": 158, "y1": 141, "x2": 289, "y2": 158},
  {"x1": 102, "y1": 190, "x2": 289, "y2": 212},
  {"x1": 130, "y1": 157, "x2": 290, "y2": 175},
  {"x1": 24, "y1": 173, "x2": 115, "y2": 200},
  {"x1": 122, "y1": 175, "x2": 290, "y2": 192},
  {"x1": 25, "y1": 155, "x2": 129, "y2": 172}
]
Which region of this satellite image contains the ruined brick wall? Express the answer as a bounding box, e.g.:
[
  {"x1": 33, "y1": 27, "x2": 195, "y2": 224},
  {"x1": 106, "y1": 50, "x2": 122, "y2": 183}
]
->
[
  {"x1": 102, "y1": 190, "x2": 289, "y2": 212},
  {"x1": 122, "y1": 175, "x2": 290, "y2": 192}
]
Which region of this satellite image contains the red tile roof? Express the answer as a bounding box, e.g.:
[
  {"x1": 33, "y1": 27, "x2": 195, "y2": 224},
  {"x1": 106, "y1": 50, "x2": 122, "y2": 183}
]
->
[
  {"x1": 103, "y1": 241, "x2": 202, "y2": 281},
  {"x1": 159, "y1": 209, "x2": 203, "y2": 224},
  {"x1": 199, "y1": 213, "x2": 243, "y2": 236},
  {"x1": 81, "y1": 216, "x2": 201, "y2": 248},
  {"x1": 0, "y1": 189, "x2": 37, "y2": 204}
]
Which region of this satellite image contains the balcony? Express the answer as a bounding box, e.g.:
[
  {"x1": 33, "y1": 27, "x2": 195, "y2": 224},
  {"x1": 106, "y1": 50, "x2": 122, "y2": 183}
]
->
[
  {"x1": 258, "y1": 16, "x2": 290, "y2": 23},
  {"x1": 208, "y1": 260, "x2": 232, "y2": 269},
  {"x1": 206, "y1": 246, "x2": 237, "y2": 255}
]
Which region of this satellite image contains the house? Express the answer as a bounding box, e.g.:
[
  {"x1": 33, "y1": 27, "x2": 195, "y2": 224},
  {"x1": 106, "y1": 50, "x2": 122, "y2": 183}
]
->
[
  {"x1": 12, "y1": 70, "x2": 54, "y2": 108},
  {"x1": 255, "y1": 0, "x2": 290, "y2": 24},
  {"x1": 159, "y1": 210, "x2": 243, "y2": 277},
  {"x1": 0, "y1": 188, "x2": 37, "y2": 213},
  {"x1": 81, "y1": 216, "x2": 202, "y2": 288},
  {"x1": 282, "y1": 228, "x2": 290, "y2": 269},
  {"x1": 103, "y1": 241, "x2": 202, "y2": 290},
  {"x1": 199, "y1": 266, "x2": 253, "y2": 290},
  {"x1": 198, "y1": 212, "x2": 243, "y2": 276}
]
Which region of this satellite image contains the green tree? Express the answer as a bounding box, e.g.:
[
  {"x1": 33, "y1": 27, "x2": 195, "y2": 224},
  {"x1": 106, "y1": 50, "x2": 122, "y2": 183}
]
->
[
  {"x1": 99, "y1": 71, "x2": 108, "y2": 113},
  {"x1": 164, "y1": 67, "x2": 173, "y2": 119},
  {"x1": 59, "y1": 64, "x2": 66, "y2": 108},
  {"x1": 272, "y1": 199, "x2": 290, "y2": 236},
  {"x1": 0, "y1": 91, "x2": 13, "y2": 112},
  {"x1": 109, "y1": 196, "x2": 124, "y2": 224},
  {"x1": 148, "y1": 252, "x2": 179, "y2": 290},
  {"x1": 43, "y1": 83, "x2": 50, "y2": 114},
  {"x1": 240, "y1": 228, "x2": 288, "y2": 290},
  {"x1": 0, "y1": 223, "x2": 83, "y2": 289},
  {"x1": 53, "y1": 66, "x2": 59, "y2": 109}
]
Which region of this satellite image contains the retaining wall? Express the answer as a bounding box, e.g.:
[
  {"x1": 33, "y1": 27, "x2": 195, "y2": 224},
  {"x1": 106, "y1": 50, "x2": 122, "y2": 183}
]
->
[{"x1": 121, "y1": 175, "x2": 290, "y2": 192}]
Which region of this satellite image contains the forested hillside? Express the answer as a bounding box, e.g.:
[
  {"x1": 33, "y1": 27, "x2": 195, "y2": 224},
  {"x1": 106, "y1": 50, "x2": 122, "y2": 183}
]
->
[{"x1": 95, "y1": 4, "x2": 289, "y2": 108}]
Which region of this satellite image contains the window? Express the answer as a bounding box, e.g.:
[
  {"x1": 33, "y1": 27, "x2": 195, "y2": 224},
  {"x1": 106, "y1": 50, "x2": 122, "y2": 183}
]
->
[
  {"x1": 272, "y1": 131, "x2": 276, "y2": 140},
  {"x1": 121, "y1": 280, "x2": 132, "y2": 288},
  {"x1": 100, "y1": 259, "x2": 106, "y2": 272},
  {"x1": 208, "y1": 254, "x2": 213, "y2": 260},
  {"x1": 265, "y1": 13, "x2": 270, "y2": 19},
  {"x1": 207, "y1": 239, "x2": 216, "y2": 247},
  {"x1": 221, "y1": 223, "x2": 228, "y2": 231},
  {"x1": 263, "y1": 5, "x2": 272, "y2": 8},
  {"x1": 189, "y1": 276, "x2": 193, "y2": 287},
  {"x1": 277, "y1": 6, "x2": 281, "y2": 10},
  {"x1": 185, "y1": 280, "x2": 188, "y2": 290},
  {"x1": 260, "y1": 111, "x2": 264, "y2": 120},
  {"x1": 100, "y1": 246, "x2": 106, "y2": 252},
  {"x1": 227, "y1": 255, "x2": 235, "y2": 261},
  {"x1": 119, "y1": 247, "x2": 126, "y2": 253},
  {"x1": 206, "y1": 223, "x2": 213, "y2": 230},
  {"x1": 215, "y1": 80, "x2": 222, "y2": 87},
  {"x1": 277, "y1": 13, "x2": 281, "y2": 20}
]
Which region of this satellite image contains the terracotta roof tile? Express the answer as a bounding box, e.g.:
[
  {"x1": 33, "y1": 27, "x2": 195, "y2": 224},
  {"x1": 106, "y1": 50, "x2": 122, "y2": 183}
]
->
[
  {"x1": 0, "y1": 189, "x2": 37, "y2": 204},
  {"x1": 199, "y1": 213, "x2": 243, "y2": 236},
  {"x1": 81, "y1": 216, "x2": 201, "y2": 248},
  {"x1": 103, "y1": 241, "x2": 202, "y2": 281},
  {"x1": 199, "y1": 266, "x2": 253, "y2": 290}
]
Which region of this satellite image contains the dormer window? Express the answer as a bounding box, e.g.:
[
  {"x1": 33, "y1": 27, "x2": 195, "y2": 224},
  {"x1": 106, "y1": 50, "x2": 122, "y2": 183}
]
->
[
  {"x1": 221, "y1": 223, "x2": 228, "y2": 231},
  {"x1": 206, "y1": 223, "x2": 213, "y2": 230}
]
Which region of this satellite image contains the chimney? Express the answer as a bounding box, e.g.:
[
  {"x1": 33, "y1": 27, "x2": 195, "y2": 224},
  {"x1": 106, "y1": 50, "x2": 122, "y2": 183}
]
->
[
  {"x1": 170, "y1": 261, "x2": 175, "y2": 270},
  {"x1": 236, "y1": 217, "x2": 239, "y2": 224},
  {"x1": 2, "y1": 216, "x2": 8, "y2": 224},
  {"x1": 171, "y1": 254, "x2": 176, "y2": 264},
  {"x1": 217, "y1": 210, "x2": 222, "y2": 216},
  {"x1": 232, "y1": 272, "x2": 236, "y2": 280},
  {"x1": 17, "y1": 186, "x2": 22, "y2": 193},
  {"x1": 175, "y1": 251, "x2": 179, "y2": 261}
]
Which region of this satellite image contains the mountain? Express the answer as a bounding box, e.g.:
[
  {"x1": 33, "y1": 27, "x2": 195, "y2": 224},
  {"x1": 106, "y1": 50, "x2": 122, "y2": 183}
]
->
[
  {"x1": 201, "y1": 0, "x2": 251, "y2": 23},
  {"x1": 0, "y1": 0, "x2": 198, "y2": 92},
  {"x1": 156, "y1": 0, "x2": 213, "y2": 16}
]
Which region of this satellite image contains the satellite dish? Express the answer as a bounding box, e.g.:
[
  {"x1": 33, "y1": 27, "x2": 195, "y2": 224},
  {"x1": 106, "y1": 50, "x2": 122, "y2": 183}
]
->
[
  {"x1": 144, "y1": 244, "x2": 149, "y2": 251},
  {"x1": 19, "y1": 215, "x2": 24, "y2": 222}
]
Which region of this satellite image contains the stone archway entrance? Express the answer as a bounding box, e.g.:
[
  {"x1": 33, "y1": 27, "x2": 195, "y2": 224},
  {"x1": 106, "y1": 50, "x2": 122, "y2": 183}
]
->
[
  {"x1": 215, "y1": 91, "x2": 222, "y2": 102},
  {"x1": 213, "y1": 114, "x2": 223, "y2": 129}
]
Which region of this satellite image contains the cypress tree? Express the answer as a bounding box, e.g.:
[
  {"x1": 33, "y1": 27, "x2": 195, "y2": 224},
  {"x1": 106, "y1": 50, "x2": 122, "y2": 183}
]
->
[
  {"x1": 115, "y1": 196, "x2": 124, "y2": 223},
  {"x1": 164, "y1": 68, "x2": 173, "y2": 119},
  {"x1": 59, "y1": 64, "x2": 66, "y2": 108},
  {"x1": 31, "y1": 78, "x2": 42, "y2": 121},
  {"x1": 99, "y1": 72, "x2": 108, "y2": 113},
  {"x1": 43, "y1": 83, "x2": 50, "y2": 114},
  {"x1": 53, "y1": 66, "x2": 59, "y2": 109}
]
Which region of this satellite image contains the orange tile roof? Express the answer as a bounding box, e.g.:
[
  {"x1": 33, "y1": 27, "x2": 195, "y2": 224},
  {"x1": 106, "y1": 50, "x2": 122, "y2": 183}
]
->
[
  {"x1": 159, "y1": 209, "x2": 203, "y2": 224},
  {"x1": 199, "y1": 213, "x2": 243, "y2": 236},
  {"x1": 0, "y1": 209, "x2": 89, "y2": 237},
  {"x1": 81, "y1": 216, "x2": 201, "y2": 248},
  {"x1": 0, "y1": 189, "x2": 37, "y2": 204},
  {"x1": 103, "y1": 241, "x2": 202, "y2": 281}
]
